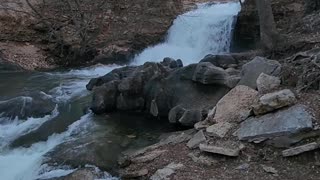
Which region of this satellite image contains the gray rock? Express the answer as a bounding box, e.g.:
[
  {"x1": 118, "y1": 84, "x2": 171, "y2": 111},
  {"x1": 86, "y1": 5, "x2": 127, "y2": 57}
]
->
[
  {"x1": 192, "y1": 62, "x2": 228, "y2": 85},
  {"x1": 178, "y1": 109, "x2": 203, "y2": 126},
  {"x1": 199, "y1": 143, "x2": 240, "y2": 157},
  {"x1": 235, "y1": 163, "x2": 250, "y2": 171},
  {"x1": 253, "y1": 89, "x2": 296, "y2": 115},
  {"x1": 169, "y1": 106, "x2": 203, "y2": 126},
  {"x1": 282, "y1": 142, "x2": 319, "y2": 157},
  {"x1": 188, "y1": 153, "x2": 217, "y2": 166},
  {"x1": 237, "y1": 105, "x2": 313, "y2": 142},
  {"x1": 88, "y1": 61, "x2": 229, "y2": 126},
  {"x1": 238, "y1": 56, "x2": 282, "y2": 89},
  {"x1": 168, "y1": 105, "x2": 186, "y2": 124},
  {"x1": 121, "y1": 169, "x2": 149, "y2": 179},
  {"x1": 214, "y1": 85, "x2": 258, "y2": 123},
  {"x1": 116, "y1": 94, "x2": 145, "y2": 111},
  {"x1": 204, "y1": 107, "x2": 216, "y2": 122},
  {"x1": 261, "y1": 165, "x2": 278, "y2": 174},
  {"x1": 176, "y1": 59, "x2": 183, "y2": 67},
  {"x1": 150, "y1": 162, "x2": 184, "y2": 180},
  {"x1": 256, "y1": 73, "x2": 281, "y2": 93},
  {"x1": 206, "y1": 122, "x2": 234, "y2": 138},
  {"x1": 131, "y1": 150, "x2": 167, "y2": 163},
  {"x1": 90, "y1": 81, "x2": 118, "y2": 114},
  {"x1": 162, "y1": 57, "x2": 175, "y2": 66},
  {"x1": 187, "y1": 130, "x2": 206, "y2": 149},
  {"x1": 200, "y1": 54, "x2": 238, "y2": 68},
  {"x1": 225, "y1": 75, "x2": 241, "y2": 88},
  {"x1": 194, "y1": 120, "x2": 211, "y2": 130},
  {"x1": 0, "y1": 91, "x2": 56, "y2": 120},
  {"x1": 225, "y1": 67, "x2": 240, "y2": 76},
  {"x1": 159, "y1": 129, "x2": 195, "y2": 146},
  {"x1": 150, "y1": 99, "x2": 159, "y2": 117}
]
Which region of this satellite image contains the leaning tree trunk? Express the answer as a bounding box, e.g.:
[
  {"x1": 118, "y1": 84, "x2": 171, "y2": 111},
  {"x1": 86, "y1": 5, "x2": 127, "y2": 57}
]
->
[{"x1": 255, "y1": 0, "x2": 278, "y2": 50}]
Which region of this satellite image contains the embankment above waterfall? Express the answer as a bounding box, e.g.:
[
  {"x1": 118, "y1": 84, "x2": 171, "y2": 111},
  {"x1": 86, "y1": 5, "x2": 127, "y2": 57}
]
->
[{"x1": 0, "y1": 0, "x2": 229, "y2": 70}]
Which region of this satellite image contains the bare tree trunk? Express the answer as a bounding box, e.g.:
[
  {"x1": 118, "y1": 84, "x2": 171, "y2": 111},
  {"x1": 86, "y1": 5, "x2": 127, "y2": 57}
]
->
[{"x1": 255, "y1": 0, "x2": 278, "y2": 50}]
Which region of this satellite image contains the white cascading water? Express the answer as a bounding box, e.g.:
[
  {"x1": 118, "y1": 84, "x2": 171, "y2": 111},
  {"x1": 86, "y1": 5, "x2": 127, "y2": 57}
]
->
[
  {"x1": 0, "y1": 66, "x2": 118, "y2": 180},
  {"x1": 0, "y1": 2, "x2": 240, "y2": 180},
  {"x1": 133, "y1": 2, "x2": 241, "y2": 65}
]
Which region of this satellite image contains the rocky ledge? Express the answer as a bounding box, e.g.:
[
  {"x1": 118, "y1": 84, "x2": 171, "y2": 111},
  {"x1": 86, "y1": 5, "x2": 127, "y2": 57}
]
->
[
  {"x1": 85, "y1": 48, "x2": 320, "y2": 179},
  {"x1": 87, "y1": 53, "x2": 282, "y2": 127}
]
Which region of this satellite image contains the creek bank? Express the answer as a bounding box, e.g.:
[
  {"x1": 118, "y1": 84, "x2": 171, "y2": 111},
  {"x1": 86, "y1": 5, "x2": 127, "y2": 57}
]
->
[
  {"x1": 110, "y1": 50, "x2": 320, "y2": 179},
  {"x1": 0, "y1": 0, "x2": 223, "y2": 70}
]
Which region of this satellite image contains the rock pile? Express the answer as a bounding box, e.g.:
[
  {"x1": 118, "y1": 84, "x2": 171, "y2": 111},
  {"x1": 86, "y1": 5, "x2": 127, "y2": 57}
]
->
[{"x1": 115, "y1": 55, "x2": 320, "y2": 179}]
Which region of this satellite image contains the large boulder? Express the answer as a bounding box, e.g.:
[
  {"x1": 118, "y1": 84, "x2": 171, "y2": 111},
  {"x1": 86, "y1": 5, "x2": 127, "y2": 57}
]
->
[
  {"x1": 88, "y1": 61, "x2": 230, "y2": 126},
  {"x1": 237, "y1": 105, "x2": 313, "y2": 142},
  {"x1": 238, "y1": 57, "x2": 282, "y2": 89},
  {"x1": 0, "y1": 91, "x2": 56, "y2": 120},
  {"x1": 199, "y1": 54, "x2": 238, "y2": 69},
  {"x1": 211, "y1": 85, "x2": 258, "y2": 123},
  {"x1": 192, "y1": 62, "x2": 229, "y2": 85},
  {"x1": 90, "y1": 81, "x2": 119, "y2": 114}
]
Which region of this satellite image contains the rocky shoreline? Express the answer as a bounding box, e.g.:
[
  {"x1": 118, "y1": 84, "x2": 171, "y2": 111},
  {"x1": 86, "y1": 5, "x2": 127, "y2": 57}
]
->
[{"x1": 79, "y1": 47, "x2": 320, "y2": 179}]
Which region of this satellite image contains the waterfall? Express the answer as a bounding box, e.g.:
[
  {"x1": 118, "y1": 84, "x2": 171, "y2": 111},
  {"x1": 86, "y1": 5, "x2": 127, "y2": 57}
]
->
[
  {"x1": 133, "y1": 2, "x2": 241, "y2": 65},
  {"x1": 0, "y1": 2, "x2": 241, "y2": 180}
]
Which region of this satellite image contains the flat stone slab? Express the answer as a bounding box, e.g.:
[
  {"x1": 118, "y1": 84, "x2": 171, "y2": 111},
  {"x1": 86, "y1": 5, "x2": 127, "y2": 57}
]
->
[
  {"x1": 199, "y1": 143, "x2": 240, "y2": 157},
  {"x1": 237, "y1": 105, "x2": 313, "y2": 142},
  {"x1": 282, "y1": 142, "x2": 319, "y2": 157},
  {"x1": 150, "y1": 162, "x2": 184, "y2": 180},
  {"x1": 121, "y1": 169, "x2": 149, "y2": 178},
  {"x1": 206, "y1": 122, "x2": 234, "y2": 138},
  {"x1": 187, "y1": 130, "x2": 206, "y2": 149},
  {"x1": 132, "y1": 150, "x2": 167, "y2": 163}
]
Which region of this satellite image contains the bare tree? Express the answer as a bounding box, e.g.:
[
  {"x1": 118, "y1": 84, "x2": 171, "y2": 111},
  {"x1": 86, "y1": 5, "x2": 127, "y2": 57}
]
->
[{"x1": 24, "y1": 0, "x2": 111, "y2": 65}]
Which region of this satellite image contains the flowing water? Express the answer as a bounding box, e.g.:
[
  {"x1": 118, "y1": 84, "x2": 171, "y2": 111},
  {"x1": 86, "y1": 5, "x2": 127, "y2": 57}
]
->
[{"x1": 0, "y1": 2, "x2": 240, "y2": 180}]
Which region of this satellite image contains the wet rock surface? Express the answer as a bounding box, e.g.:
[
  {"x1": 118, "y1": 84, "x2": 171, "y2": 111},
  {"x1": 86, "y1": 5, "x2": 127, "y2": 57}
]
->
[
  {"x1": 88, "y1": 59, "x2": 231, "y2": 126},
  {"x1": 0, "y1": 91, "x2": 56, "y2": 120}
]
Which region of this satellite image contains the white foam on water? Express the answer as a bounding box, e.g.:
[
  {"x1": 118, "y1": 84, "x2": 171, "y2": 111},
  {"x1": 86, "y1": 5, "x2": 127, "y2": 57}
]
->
[
  {"x1": 0, "y1": 106, "x2": 59, "y2": 149},
  {"x1": 133, "y1": 2, "x2": 241, "y2": 65},
  {"x1": 47, "y1": 65, "x2": 121, "y2": 102},
  {"x1": 47, "y1": 64, "x2": 121, "y2": 79},
  {"x1": 37, "y1": 168, "x2": 77, "y2": 179},
  {"x1": 0, "y1": 113, "x2": 93, "y2": 180}
]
